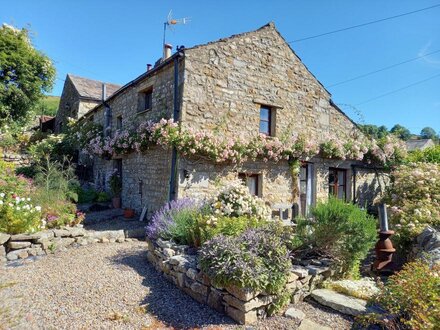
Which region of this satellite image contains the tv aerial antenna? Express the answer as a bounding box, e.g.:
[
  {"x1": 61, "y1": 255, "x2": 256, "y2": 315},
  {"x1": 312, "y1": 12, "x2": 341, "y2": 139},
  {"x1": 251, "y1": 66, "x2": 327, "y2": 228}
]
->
[{"x1": 163, "y1": 10, "x2": 191, "y2": 46}]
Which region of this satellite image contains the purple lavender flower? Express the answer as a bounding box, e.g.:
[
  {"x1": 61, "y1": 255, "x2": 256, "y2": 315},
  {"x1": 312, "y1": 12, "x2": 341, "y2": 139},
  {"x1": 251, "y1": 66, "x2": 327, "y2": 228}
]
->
[{"x1": 146, "y1": 198, "x2": 200, "y2": 240}]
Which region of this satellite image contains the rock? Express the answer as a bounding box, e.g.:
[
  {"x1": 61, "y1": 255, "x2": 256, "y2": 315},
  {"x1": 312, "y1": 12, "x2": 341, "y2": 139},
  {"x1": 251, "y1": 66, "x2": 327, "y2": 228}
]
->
[
  {"x1": 207, "y1": 288, "x2": 224, "y2": 313},
  {"x1": 53, "y1": 229, "x2": 71, "y2": 237},
  {"x1": 291, "y1": 265, "x2": 309, "y2": 278},
  {"x1": 168, "y1": 255, "x2": 196, "y2": 270},
  {"x1": 225, "y1": 305, "x2": 258, "y2": 325},
  {"x1": 224, "y1": 294, "x2": 274, "y2": 312},
  {"x1": 162, "y1": 248, "x2": 175, "y2": 258},
  {"x1": 284, "y1": 307, "x2": 305, "y2": 322},
  {"x1": 8, "y1": 241, "x2": 31, "y2": 249},
  {"x1": 0, "y1": 233, "x2": 11, "y2": 245},
  {"x1": 9, "y1": 233, "x2": 38, "y2": 241},
  {"x1": 7, "y1": 249, "x2": 29, "y2": 260},
  {"x1": 305, "y1": 265, "x2": 329, "y2": 276},
  {"x1": 100, "y1": 237, "x2": 109, "y2": 243},
  {"x1": 287, "y1": 272, "x2": 299, "y2": 283},
  {"x1": 311, "y1": 289, "x2": 367, "y2": 316},
  {"x1": 190, "y1": 282, "x2": 208, "y2": 296},
  {"x1": 175, "y1": 272, "x2": 186, "y2": 287},
  {"x1": 156, "y1": 238, "x2": 172, "y2": 249},
  {"x1": 186, "y1": 268, "x2": 198, "y2": 280},
  {"x1": 116, "y1": 238, "x2": 125, "y2": 243},
  {"x1": 0, "y1": 245, "x2": 5, "y2": 256},
  {"x1": 68, "y1": 227, "x2": 86, "y2": 237},
  {"x1": 297, "y1": 319, "x2": 331, "y2": 330},
  {"x1": 226, "y1": 285, "x2": 260, "y2": 302},
  {"x1": 195, "y1": 271, "x2": 210, "y2": 285}
]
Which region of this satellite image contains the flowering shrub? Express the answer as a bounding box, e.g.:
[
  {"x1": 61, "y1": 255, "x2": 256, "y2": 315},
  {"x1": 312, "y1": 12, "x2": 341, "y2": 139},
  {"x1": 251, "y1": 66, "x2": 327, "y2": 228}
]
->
[
  {"x1": 199, "y1": 224, "x2": 291, "y2": 294},
  {"x1": 406, "y1": 144, "x2": 440, "y2": 164},
  {"x1": 146, "y1": 198, "x2": 202, "y2": 243},
  {"x1": 210, "y1": 180, "x2": 270, "y2": 219},
  {"x1": 383, "y1": 163, "x2": 440, "y2": 240},
  {"x1": 0, "y1": 192, "x2": 43, "y2": 234},
  {"x1": 357, "y1": 260, "x2": 440, "y2": 329},
  {"x1": 76, "y1": 118, "x2": 405, "y2": 166},
  {"x1": 297, "y1": 197, "x2": 377, "y2": 278}
]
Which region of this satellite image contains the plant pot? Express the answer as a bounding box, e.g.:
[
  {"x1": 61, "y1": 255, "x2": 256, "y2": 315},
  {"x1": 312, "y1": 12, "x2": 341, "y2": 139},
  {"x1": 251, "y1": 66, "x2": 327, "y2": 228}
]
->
[
  {"x1": 112, "y1": 197, "x2": 121, "y2": 209},
  {"x1": 124, "y1": 208, "x2": 135, "y2": 219}
]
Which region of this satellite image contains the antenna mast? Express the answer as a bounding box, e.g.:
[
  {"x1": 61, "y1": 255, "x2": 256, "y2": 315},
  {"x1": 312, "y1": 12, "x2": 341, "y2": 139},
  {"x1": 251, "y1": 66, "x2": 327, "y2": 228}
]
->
[{"x1": 163, "y1": 10, "x2": 191, "y2": 46}]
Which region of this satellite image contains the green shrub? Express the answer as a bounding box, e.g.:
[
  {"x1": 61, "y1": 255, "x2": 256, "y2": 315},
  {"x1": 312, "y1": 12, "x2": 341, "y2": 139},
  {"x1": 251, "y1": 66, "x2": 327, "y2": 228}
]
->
[
  {"x1": 15, "y1": 165, "x2": 37, "y2": 178},
  {"x1": 357, "y1": 260, "x2": 440, "y2": 329},
  {"x1": 77, "y1": 187, "x2": 97, "y2": 203},
  {"x1": 199, "y1": 224, "x2": 291, "y2": 294},
  {"x1": 298, "y1": 197, "x2": 377, "y2": 278},
  {"x1": 95, "y1": 191, "x2": 110, "y2": 202},
  {"x1": 406, "y1": 145, "x2": 440, "y2": 164}
]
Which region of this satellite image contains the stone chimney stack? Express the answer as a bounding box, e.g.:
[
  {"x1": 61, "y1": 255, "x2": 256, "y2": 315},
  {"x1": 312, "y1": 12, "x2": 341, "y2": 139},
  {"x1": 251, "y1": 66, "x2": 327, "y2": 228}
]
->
[
  {"x1": 101, "y1": 83, "x2": 106, "y2": 101},
  {"x1": 163, "y1": 43, "x2": 172, "y2": 60},
  {"x1": 147, "y1": 64, "x2": 152, "y2": 71}
]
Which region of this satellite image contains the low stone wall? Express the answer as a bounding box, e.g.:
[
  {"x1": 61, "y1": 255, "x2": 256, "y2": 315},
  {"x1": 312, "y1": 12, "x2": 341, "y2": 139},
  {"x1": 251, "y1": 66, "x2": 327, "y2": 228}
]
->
[
  {"x1": 146, "y1": 237, "x2": 334, "y2": 324},
  {"x1": 412, "y1": 226, "x2": 440, "y2": 267},
  {"x1": 1, "y1": 152, "x2": 31, "y2": 167},
  {"x1": 0, "y1": 226, "x2": 127, "y2": 263}
]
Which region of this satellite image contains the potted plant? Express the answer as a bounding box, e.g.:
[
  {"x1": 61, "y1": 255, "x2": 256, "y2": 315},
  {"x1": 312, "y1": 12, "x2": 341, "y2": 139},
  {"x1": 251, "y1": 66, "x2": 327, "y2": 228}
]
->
[
  {"x1": 109, "y1": 170, "x2": 122, "y2": 209},
  {"x1": 123, "y1": 184, "x2": 135, "y2": 218}
]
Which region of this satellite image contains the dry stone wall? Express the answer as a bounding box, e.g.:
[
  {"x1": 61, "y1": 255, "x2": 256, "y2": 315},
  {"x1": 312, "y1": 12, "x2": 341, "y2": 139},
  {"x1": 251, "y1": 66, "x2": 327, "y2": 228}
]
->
[
  {"x1": 1, "y1": 152, "x2": 30, "y2": 167},
  {"x1": 0, "y1": 226, "x2": 127, "y2": 264},
  {"x1": 146, "y1": 237, "x2": 335, "y2": 324}
]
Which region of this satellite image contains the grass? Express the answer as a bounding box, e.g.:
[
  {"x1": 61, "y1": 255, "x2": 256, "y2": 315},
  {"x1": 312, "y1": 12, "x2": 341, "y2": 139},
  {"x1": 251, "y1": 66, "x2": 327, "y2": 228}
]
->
[{"x1": 36, "y1": 95, "x2": 60, "y2": 117}]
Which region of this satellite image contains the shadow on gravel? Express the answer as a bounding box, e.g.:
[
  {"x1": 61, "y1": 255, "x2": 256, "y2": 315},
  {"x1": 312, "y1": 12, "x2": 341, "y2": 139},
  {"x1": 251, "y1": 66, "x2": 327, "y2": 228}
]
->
[{"x1": 110, "y1": 247, "x2": 235, "y2": 329}]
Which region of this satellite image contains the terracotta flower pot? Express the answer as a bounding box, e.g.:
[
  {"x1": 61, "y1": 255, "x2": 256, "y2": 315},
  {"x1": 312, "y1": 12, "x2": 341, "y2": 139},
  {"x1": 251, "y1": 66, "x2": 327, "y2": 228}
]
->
[
  {"x1": 124, "y1": 208, "x2": 135, "y2": 218},
  {"x1": 112, "y1": 197, "x2": 121, "y2": 209}
]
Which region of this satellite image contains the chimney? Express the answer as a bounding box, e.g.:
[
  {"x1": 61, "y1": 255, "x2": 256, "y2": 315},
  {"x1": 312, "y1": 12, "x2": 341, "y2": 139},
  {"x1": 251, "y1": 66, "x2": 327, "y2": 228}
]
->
[
  {"x1": 147, "y1": 63, "x2": 152, "y2": 71},
  {"x1": 101, "y1": 83, "x2": 107, "y2": 101},
  {"x1": 163, "y1": 43, "x2": 172, "y2": 60}
]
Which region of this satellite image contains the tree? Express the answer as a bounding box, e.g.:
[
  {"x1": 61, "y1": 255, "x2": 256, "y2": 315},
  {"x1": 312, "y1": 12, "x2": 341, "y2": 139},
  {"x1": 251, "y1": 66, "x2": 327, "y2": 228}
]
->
[
  {"x1": 390, "y1": 124, "x2": 411, "y2": 141},
  {"x1": 420, "y1": 127, "x2": 438, "y2": 141},
  {"x1": 0, "y1": 24, "x2": 55, "y2": 126},
  {"x1": 359, "y1": 124, "x2": 388, "y2": 139}
]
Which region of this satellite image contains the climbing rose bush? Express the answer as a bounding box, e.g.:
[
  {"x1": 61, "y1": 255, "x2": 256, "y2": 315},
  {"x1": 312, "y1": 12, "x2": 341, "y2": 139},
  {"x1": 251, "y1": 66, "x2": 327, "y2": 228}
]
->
[
  {"x1": 383, "y1": 162, "x2": 440, "y2": 237},
  {"x1": 210, "y1": 179, "x2": 270, "y2": 219},
  {"x1": 76, "y1": 118, "x2": 405, "y2": 166}
]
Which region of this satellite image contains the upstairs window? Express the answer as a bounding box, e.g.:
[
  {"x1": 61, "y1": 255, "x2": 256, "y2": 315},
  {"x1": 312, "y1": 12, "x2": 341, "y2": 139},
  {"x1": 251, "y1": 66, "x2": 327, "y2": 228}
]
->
[
  {"x1": 329, "y1": 168, "x2": 347, "y2": 200},
  {"x1": 259, "y1": 106, "x2": 274, "y2": 136},
  {"x1": 138, "y1": 88, "x2": 153, "y2": 113},
  {"x1": 116, "y1": 115, "x2": 122, "y2": 130}
]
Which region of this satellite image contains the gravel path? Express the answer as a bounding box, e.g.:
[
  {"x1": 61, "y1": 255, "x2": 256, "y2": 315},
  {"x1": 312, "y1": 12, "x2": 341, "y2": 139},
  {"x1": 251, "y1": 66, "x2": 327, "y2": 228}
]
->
[{"x1": 0, "y1": 241, "x2": 353, "y2": 329}]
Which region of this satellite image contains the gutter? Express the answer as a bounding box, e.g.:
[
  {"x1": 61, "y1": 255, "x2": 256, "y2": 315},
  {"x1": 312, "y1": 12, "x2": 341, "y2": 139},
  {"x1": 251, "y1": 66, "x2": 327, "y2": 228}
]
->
[{"x1": 168, "y1": 48, "x2": 185, "y2": 201}]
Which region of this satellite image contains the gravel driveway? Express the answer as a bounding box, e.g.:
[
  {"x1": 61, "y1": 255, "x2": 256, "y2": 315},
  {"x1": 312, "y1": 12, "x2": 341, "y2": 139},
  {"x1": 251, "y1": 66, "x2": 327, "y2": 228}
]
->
[{"x1": 0, "y1": 241, "x2": 352, "y2": 329}]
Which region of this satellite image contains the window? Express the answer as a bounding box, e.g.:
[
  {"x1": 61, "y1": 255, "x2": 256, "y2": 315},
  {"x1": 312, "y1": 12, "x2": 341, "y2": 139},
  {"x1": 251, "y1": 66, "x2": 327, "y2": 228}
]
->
[
  {"x1": 299, "y1": 163, "x2": 314, "y2": 217},
  {"x1": 139, "y1": 89, "x2": 153, "y2": 112},
  {"x1": 259, "y1": 106, "x2": 273, "y2": 136},
  {"x1": 116, "y1": 115, "x2": 122, "y2": 130},
  {"x1": 239, "y1": 173, "x2": 260, "y2": 196},
  {"x1": 329, "y1": 168, "x2": 347, "y2": 200}
]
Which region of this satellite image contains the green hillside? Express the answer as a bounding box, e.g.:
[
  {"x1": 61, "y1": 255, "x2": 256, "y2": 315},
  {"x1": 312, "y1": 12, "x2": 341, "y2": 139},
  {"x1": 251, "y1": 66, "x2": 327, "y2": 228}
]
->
[{"x1": 36, "y1": 95, "x2": 60, "y2": 116}]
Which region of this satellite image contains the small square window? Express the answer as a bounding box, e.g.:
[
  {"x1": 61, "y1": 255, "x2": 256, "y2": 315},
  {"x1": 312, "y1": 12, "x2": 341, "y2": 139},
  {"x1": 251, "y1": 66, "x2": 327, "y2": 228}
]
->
[
  {"x1": 239, "y1": 173, "x2": 260, "y2": 196},
  {"x1": 259, "y1": 106, "x2": 273, "y2": 136},
  {"x1": 140, "y1": 89, "x2": 153, "y2": 112}
]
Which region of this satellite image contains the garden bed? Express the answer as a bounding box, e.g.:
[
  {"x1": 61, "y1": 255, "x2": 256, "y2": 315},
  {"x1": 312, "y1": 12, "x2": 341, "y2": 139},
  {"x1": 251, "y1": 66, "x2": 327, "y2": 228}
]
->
[{"x1": 145, "y1": 237, "x2": 335, "y2": 324}]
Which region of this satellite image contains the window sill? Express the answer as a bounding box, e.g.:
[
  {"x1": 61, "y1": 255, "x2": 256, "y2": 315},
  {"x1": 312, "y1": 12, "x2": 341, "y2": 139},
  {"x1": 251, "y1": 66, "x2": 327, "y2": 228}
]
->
[{"x1": 136, "y1": 108, "x2": 152, "y2": 116}]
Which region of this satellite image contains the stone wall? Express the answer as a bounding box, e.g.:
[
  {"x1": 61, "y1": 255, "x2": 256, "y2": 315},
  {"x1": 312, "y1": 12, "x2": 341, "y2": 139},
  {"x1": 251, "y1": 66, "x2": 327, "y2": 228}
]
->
[
  {"x1": 146, "y1": 237, "x2": 334, "y2": 324},
  {"x1": 0, "y1": 226, "x2": 127, "y2": 264},
  {"x1": 412, "y1": 226, "x2": 440, "y2": 267},
  {"x1": 1, "y1": 152, "x2": 30, "y2": 167},
  {"x1": 55, "y1": 77, "x2": 79, "y2": 133},
  {"x1": 353, "y1": 167, "x2": 389, "y2": 211},
  {"x1": 84, "y1": 61, "x2": 184, "y2": 215},
  {"x1": 181, "y1": 23, "x2": 360, "y2": 143}
]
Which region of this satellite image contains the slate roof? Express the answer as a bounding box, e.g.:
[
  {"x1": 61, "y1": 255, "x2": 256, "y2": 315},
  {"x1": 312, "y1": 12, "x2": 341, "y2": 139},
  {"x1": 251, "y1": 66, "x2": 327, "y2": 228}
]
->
[
  {"x1": 406, "y1": 139, "x2": 435, "y2": 151},
  {"x1": 68, "y1": 74, "x2": 121, "y2": 101}
]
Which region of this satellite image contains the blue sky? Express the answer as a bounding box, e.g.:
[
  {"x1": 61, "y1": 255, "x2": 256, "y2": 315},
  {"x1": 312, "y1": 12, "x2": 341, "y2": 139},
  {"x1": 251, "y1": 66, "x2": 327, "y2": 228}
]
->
[{"x1": 2, "y1": 0, "x2": 440, "y2": 133}]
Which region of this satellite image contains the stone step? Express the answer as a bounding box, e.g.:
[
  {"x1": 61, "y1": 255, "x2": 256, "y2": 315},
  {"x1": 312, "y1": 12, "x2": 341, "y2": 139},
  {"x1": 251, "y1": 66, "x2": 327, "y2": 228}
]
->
[
  {"x1": 297, "y1": 319, "x2": 331, "y2": 330},
  {"x1": 310, "y1": 289, "x2": 367, "y2": 316}
]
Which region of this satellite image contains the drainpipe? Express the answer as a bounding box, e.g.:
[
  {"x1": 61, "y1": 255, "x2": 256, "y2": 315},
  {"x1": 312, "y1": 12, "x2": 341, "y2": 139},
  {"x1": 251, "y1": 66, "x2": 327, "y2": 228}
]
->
[
  {"x1": 351, "y1": 164, "x2": 357, "y2": 204},
  {"x1": 168, "y1": 48, "x2": 184, "y2": 201}
]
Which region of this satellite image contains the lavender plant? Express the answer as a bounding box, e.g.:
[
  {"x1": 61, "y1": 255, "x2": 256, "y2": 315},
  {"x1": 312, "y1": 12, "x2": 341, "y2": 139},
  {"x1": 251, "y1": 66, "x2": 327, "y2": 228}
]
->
[{"x1": 146, "y1": 198, "x2": 202, "y2": 245}]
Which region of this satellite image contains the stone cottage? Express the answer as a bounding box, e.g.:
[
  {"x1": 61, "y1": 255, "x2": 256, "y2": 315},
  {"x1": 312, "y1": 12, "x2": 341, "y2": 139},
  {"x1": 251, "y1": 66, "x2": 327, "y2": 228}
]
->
[
  {"x1": 55, "y1": 74, "x2": 121, "y2": 133},
  {"x1": 70, "y1": 22, "x2": 385, "y2": 217}
]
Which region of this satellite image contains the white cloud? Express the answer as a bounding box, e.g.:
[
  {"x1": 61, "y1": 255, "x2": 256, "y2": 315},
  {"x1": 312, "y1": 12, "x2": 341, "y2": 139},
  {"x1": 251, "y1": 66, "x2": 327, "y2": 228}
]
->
[{"x1": 418, "y1": 41, "x2": 440, "y2": 67}]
